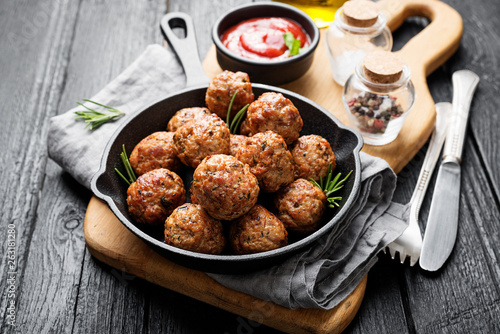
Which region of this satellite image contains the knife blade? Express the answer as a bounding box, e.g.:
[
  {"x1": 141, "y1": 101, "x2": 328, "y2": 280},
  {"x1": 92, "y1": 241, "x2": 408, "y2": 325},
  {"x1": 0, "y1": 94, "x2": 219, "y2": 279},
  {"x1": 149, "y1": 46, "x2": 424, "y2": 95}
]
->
[{"x1": 420, "y1": 70, "x2": 480, "y2": 271}]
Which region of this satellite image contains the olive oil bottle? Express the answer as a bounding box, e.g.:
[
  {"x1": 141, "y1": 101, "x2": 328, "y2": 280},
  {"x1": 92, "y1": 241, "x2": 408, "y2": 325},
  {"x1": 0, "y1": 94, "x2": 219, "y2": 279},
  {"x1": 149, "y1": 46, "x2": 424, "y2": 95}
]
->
[{"x1": 274, "y1": 0, "x2": 347, "y2": 28}]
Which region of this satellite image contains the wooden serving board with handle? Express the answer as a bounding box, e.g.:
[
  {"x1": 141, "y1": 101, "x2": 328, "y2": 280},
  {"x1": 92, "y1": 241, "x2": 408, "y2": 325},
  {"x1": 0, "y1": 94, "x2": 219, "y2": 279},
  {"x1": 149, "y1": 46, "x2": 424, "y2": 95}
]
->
[
  {"x1": 204, "y1": 0, "x2": 463, "y2": 173},
  {"x1": 84, "y1": 0, "x2": 462, "y2": 332}
]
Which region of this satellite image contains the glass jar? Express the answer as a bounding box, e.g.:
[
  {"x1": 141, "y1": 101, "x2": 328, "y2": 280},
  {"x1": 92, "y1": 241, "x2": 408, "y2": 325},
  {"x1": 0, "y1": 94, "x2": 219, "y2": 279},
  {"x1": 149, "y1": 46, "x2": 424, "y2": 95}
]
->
[
  {"x1": 326, "y1": 0, "x2": 392, "y2": 86},
  {"x1": 343, "y1": 52, "x2": 415, "y2": 146}
]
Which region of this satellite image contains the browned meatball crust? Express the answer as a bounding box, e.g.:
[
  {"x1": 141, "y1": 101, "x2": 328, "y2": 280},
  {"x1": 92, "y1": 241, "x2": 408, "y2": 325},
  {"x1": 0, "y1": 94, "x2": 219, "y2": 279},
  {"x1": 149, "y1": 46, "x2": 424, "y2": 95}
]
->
[
  {"x1": 167, "y1": 107, "x2": 211, "y2": 132},
  {"x1": 274, "y1": 178, "x2": 327, "y2": 234},
  {"x1": 164, "y1": 203, "x2": 226, "y2": 254},
  {"x1": 229, "y1": 134, "x2": 248, "y2": 156},
  {"x1": 127, "y1": 169, "x2": 186, "y2": 226},
  {"x1": 129, "y1": 131, "x2": 182, "y2": 176},
  {"x1": 173, "y1": 113, "x2": 230, "y2": 168},
  {"x1": 239, "y1": 118, "x2": 251, "y2": 136},
  {"x1": 232, "y1": 131, "x2": 295, "y2": 193},
  {"x1": 191, "y1": 154, "x2": 259, "y2": 221},
  {"x1": 245, "y1": 92, "x2": 303, "y2": 145},
  {"x1": 291, "y1": 135, "x2": 336, "y2": 181},
  {"x1": 205, "y1": 70, "x2": 254, "y2": 119},
  {"x1": 229, "y1": 205, "x2": 288, "y2": 254}
]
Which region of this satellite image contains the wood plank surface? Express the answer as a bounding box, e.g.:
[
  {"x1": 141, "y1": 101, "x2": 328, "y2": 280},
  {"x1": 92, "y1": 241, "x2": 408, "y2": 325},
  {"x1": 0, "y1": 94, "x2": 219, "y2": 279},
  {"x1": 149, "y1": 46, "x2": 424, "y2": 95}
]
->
[
  {"x1": 0, "y1": 0, "x2": 84, "y2": 332},
  {"x1": 0, "y1": 0, "x2": 499, "y2": 333},
  {"x1": 63, "y1": 3, "x2": 170, "y2": 333}
]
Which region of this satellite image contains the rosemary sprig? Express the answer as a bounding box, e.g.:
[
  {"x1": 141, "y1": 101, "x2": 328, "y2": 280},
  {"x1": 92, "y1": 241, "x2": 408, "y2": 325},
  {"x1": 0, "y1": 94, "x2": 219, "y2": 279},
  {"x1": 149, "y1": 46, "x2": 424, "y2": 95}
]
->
[
  {"x1": 74, "y1": 99, "x2": 124, "y2": 130},
  {"x1": 310, "y1": 163, "x2": 353, "y2": 208},
  {"x1": 230, "y1": 104, "x2": 249, "y2": 134},
  {"x1": 226, "y1": 91, "x2": 249, "y2": 134},
  {"x1": 114, "y1": 144, "x2": 137, "y2": 185},
  {"x1": 226, "y1": 91, "x2": 238, "y2": 126}
]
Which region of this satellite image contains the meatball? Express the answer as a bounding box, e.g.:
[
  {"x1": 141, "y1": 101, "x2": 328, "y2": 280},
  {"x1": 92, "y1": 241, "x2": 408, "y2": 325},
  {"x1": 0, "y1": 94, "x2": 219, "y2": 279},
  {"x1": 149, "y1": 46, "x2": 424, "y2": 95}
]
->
[
  {"x1": 239, "y1": 118, "x2": 251, "y2": 136},
  {"x1": 232, "y1": 131, "x2": 295, "y2": 193},
  {"x1": 291, "y1": 135, "x2": 336, "y2": 181},
  {"x1": 274, "y1": 178, "x2": 327, "y2": 234},
  {"x1": 129, "y1": 131, "x2": 182, "y2": 176},
  {"x1": 229, "y1": 134, "x2": 248, "y2": 156},
  {"x1": 191, "y1": 154, "x2": 259, "y2": 221},
  {"x1": 173, "y1": 113, "x2": 230, "y2": 168},
  {"x1": 205, "y1": 70, "x2": 254, "y2": 119},
  {"x1": 164, "y1": 203, "x2": 226, "y2": 254},
  {"x1": 229, "y1": 205, "x2": 288, "y2": 254},
  {"x1": 167, "y1": 107, "x2": 211, "y2": 132},
  {"x1": 245, "y1": 92, "x2": 303, "y2": 145},
  {"x1": 127, "y1": 169, "x2": 186, "y2": 226}
]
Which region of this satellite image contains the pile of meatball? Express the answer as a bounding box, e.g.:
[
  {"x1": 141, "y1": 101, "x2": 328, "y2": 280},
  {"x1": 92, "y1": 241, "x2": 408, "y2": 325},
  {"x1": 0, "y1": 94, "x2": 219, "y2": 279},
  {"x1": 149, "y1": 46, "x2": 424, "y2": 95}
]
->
[{"x1": 125, "y1": 70, "x2": 338, "y2": 255}]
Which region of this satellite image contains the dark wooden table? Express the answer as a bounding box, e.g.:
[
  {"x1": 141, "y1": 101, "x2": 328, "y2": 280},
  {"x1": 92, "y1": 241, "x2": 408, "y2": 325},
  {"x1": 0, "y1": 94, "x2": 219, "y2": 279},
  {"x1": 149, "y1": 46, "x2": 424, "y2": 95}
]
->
[{"x1": 1, "y1": 0, "x2": 499, "y2": 333}]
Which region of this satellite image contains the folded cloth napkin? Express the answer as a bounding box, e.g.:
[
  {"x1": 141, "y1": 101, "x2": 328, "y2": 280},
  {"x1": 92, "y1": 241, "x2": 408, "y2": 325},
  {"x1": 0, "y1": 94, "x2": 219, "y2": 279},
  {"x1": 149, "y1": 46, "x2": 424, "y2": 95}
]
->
[{"x1": 47, "y1": 44, "x2": 408, "y2": 310}]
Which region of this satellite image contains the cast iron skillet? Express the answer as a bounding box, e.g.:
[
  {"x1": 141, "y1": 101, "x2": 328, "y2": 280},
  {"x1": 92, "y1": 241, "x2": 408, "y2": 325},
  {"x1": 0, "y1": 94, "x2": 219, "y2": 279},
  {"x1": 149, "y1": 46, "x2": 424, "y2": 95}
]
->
[{"x1": 90, "y1": 12, "x2": 363, "y2": 274}]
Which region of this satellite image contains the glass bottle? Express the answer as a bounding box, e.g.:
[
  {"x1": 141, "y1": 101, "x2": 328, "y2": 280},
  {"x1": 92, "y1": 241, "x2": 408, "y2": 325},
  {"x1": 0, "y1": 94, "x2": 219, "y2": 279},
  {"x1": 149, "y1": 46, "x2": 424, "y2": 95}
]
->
[
  {"x1": 274, "y1": 0, "x2": 348, "y2": 28},
  {"x1": 343, "y1": 51, "x2": 415, "y2": 146},
  {"x1": 326, "y1": 0, "x2": 392, "y2": 86}
]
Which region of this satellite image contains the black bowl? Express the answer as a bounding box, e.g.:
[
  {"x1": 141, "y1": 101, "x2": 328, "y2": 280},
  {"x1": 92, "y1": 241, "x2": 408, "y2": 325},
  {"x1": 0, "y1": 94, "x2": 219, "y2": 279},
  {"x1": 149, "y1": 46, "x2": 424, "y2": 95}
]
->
[
  {"x1": 212, "y1": 2, "x2": 320, "y2": 85},
  {"x1": 91, "y1": 84, "x2": 362, "y2": 274}
]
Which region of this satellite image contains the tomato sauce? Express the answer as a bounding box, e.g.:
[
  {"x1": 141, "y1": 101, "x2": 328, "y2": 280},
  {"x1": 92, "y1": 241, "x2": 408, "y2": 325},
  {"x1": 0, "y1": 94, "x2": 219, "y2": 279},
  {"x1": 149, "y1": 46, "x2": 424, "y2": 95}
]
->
[{"x1": 221, "y1": 17, "x2": 310, "y2": 61}]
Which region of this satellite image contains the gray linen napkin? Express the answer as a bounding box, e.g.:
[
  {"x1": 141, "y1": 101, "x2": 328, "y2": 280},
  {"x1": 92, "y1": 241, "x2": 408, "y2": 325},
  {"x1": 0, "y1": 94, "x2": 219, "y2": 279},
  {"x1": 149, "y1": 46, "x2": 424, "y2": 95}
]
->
[{"x1": 47, "y1": 44, "x2": 408, "y2": 310}]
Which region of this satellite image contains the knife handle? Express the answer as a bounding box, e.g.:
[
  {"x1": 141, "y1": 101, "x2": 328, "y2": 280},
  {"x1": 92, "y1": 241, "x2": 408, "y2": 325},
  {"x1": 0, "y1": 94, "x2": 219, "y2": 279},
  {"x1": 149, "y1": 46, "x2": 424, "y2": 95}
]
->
[{"x1": 442, "y1": 70, "x2": 480, "y2": 163}]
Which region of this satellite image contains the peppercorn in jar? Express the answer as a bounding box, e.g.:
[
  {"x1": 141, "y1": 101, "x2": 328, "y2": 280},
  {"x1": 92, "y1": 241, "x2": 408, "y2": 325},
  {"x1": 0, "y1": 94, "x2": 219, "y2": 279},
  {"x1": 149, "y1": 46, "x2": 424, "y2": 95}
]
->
[{"x1": 342, "y1": 50, "x2": 415, "y2": 145}]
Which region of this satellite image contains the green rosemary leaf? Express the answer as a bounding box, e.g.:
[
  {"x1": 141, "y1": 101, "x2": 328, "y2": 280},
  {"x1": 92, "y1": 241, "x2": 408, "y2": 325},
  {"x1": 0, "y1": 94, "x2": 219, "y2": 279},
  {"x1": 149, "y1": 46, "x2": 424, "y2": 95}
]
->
[
  {"x1": 74, "y1": 99, "x2": 124, "y2": 131},
  {"x1": 327, "y1": 196, "x2": 342, "y2": 208},
  {"x1": 309, "y1": 178, "x2": 321, "y2": 190},
  {"x1": 114, "y1": 168, "x2": 131, "y2": 186},
  {"x1": 230, "y1": 104, "x2": 249, "y2": 134},
  {"x1": 311, "y1": 163, "x2": 353, "y2": 210},
  {"x1": 83, "y1": 99, "x2": 120, "y2": 112},
  {"x1": 327, "y1": 173, "x2": 342, "y2": 193},
  {"x1": 337, "y1": 170, "x2": 353, "y2": 187},
  {"x1": 119, "y1": 144, "x2": 136, "y2": 184},
  {"x1": 226, "y1": 91, "x2": 238, "y2": 126},
  {"x1": 325, "y1": 164, "x2": 333, "y2": 190}
]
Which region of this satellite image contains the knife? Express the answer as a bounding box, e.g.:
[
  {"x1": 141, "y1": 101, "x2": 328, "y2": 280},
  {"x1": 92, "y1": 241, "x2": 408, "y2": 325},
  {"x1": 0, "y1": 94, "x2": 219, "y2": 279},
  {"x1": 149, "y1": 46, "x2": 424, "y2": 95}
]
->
[{"x1": 419, "y1": 70, "x2": 480, "y2": 271}]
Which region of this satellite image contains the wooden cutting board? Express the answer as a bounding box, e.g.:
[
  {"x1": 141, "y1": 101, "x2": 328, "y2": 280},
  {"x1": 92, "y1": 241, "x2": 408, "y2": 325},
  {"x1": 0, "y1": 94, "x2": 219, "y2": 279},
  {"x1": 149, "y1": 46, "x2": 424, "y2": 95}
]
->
[
  {"x1": 204, "y1": 0, "x2": 462, "y2": 173},
  {"x1": 84, "y1": 0, "x2": 462, "y2": 332}
]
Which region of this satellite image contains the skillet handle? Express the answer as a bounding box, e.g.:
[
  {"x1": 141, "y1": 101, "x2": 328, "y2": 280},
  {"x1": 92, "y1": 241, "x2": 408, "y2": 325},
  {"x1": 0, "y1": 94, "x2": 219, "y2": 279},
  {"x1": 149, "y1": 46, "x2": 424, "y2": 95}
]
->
[{"x1": 160, "y1": 12, "x2": 210, "y2": 87}]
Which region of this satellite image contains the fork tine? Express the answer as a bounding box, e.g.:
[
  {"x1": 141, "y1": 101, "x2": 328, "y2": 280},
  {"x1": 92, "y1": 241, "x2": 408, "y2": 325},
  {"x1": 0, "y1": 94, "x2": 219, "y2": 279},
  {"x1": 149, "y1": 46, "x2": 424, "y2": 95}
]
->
[
  {"x1": 409, "y1": 256, "x2": 418, "y2": 267},
  {"x1": 389, "y1": 248, "x2": 397, "y2": 259},
  {"x1": 399, "y1": 251, "x2": 408, "y2": 264}
]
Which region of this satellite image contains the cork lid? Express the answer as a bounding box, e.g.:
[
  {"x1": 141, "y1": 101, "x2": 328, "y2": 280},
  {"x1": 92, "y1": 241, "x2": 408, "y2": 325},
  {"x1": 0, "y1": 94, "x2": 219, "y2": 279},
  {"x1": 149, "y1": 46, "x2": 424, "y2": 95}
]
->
[
  {"x1": 363, "y1": 51, "x2": 404, "y2": 84},
  {"x1": 342, "y1": 0, "x2": 380, "y2": 28}
]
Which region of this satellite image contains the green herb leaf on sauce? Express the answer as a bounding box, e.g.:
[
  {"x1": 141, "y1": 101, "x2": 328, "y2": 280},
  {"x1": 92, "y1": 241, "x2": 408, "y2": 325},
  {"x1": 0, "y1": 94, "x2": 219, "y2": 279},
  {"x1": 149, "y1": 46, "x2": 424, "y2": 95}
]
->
[{"x1": 283, "y1": 32, "x2": 301, "y2": 56}]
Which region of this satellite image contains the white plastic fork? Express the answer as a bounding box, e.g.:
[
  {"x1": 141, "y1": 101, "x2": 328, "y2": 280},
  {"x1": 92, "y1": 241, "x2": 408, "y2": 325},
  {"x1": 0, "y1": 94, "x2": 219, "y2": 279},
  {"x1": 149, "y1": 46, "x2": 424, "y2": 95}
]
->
[{"x1": 385, "y1": 102, "x2": 452, "y2": 266}]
